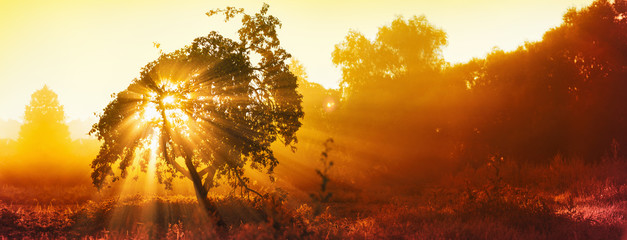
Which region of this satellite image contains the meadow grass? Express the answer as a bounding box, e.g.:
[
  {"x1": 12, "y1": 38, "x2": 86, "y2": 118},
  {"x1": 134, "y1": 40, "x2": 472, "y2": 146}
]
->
[{"x1": 0, "y1": 157, "x2": 625, "y2": 239}]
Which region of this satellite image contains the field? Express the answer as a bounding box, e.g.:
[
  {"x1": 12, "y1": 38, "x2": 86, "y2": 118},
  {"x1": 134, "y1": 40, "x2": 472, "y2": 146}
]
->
[
  {"x1": 1, "y1": 157, "x2": 624, "y2": 239},
  {"x1": 1, "y1": 0, "x2": 627, "y2": 239}
]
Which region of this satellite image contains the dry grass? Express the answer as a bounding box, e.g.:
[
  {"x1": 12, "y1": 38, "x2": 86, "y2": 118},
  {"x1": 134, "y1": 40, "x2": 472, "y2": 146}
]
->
[{"x1": 0, "y1": 158, "x2": 625, "y2": 239}]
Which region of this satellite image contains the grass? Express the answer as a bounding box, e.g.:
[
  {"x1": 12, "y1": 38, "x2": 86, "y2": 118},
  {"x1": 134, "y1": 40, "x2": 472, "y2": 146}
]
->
[{"x1": 0, "y1": 157, "x2": 625, "y2": 239}]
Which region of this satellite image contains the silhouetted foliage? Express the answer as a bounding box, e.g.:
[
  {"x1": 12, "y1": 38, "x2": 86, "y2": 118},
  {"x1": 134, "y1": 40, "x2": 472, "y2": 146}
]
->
[
  {"x1": 90, "y1": 4, "x2": 303, "y2": 219},
  {"x1": 315, "y1": 0, "x2": 626, "y2": 188},
  {"x1": 450, "y1": 0, "x2": 627, "y2": 163}
]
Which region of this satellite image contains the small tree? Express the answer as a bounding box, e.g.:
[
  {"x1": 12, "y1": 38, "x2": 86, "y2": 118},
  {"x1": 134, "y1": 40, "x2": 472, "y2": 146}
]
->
[
  {"x1": 90, "y1": 4, "x2": 303, "y2": 221},
  {"x1": 1, "y1": 86, "x2": 89, "y2": 186},
  {"x1": 17, "y1": 85, "x2": 72, "y2": 155},
  {"x1": 310, "y1": 138, "x2": 334, "y2": 215},
  {"x1": 332, "y1": 15, "x2": 447, "y2": 99}
]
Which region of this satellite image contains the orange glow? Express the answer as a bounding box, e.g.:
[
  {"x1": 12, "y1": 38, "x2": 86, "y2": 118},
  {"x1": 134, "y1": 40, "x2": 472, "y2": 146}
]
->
[
  {"x1": 141, "y1": 103, "x2": 160, "y2": 123},
  {"x1": 0, "y1": 0, "x2": 595, "y2": 123},
  {"x1": 0, "y1": 1, "x2": 624, "y2": 239},
  {"x1": 162, "y1": 95, "x2": 176, "y2": 106}
]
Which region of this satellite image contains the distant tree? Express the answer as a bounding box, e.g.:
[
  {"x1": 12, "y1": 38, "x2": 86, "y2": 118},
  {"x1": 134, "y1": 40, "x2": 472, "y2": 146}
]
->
[
  {"x1": 17, "y1": 86, "x2": 71, "y2": 156},
  {"x1": 0, "y1": 86, "x2": 90, "y2": 186},
  {"x1": 90, "y1": 4, "x2": 303, "y2": 221},
  {"x1": 326, "y1": 15, "x2": 457, "y2": 184},
  {"x1": 332, "y1": 15, "x2": 447, "y2": 98},
  {"x1": 330, "y1": 15, "x2": 450, "y2": 148}
]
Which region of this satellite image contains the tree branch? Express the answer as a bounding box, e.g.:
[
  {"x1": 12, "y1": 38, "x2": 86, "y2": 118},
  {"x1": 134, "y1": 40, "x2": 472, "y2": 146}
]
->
[
  {"x1": 198, "y1": 166, "x2": 214, "y2": 177},
  {"x1": 161, "y1": 134, "x2": 192, "y2": 179},
  {"x1": 202, "y1": 167, "x2": 217, "y2": 192},
  {"x1": 234, "y1": 171, "x2": 264, "y2": 199},
  {"x1": 160, "y1": 106, "x2": 192, "y2": 180}
]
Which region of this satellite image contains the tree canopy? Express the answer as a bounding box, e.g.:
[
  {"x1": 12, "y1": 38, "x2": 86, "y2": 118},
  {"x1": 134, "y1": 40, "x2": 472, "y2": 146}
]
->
[
  {"x1": 17, "y1": 85, "x2": 71, "y2": 155},
  {"x1": 332, "y1": 15, "x2": 447, "y2": 98},
  {"x1": 90, "y1": 4, "x2": 303, "y2": 214}
]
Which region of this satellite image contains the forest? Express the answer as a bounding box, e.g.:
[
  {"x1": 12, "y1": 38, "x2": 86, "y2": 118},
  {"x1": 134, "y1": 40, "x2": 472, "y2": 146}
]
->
[{"x1": 0, "y1": 0, "x2": 626, "y2": 239}]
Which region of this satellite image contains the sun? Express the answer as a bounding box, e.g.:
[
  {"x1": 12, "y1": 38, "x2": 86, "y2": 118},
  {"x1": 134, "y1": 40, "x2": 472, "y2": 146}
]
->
[
  {"x1": 140, "y1": 102, "x2": 160, "y2": 123},
  {"x1": 137, "y1": 87, "x2": 185, "y2": 124},
  {"x1": 162, "y1": 95, "x2": 176, "y2": 106},
  {"x1": 135, "y1": 87, "x2": 194, "y2": 140}
]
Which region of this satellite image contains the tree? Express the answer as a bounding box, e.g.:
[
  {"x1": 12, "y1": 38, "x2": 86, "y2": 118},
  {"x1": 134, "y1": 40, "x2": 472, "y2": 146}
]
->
[
  {"x1": 1, "y1": 86, "x2": 89, "y2": 186},
  {"x1": 332, "y1": 15, "x2": 447, "y2": 98},
  {"x1": 327, "y1": 15, "x2": 455, "y2": 186},
  {"x1": 330, "y1": 15, "x2": 449, "y2": 147},
  {"x1": 17, "y1": 85, "x2": 71, "y2": 156},
  {"x1": 90, "y1": 4, "x2": 303, "y2": 220}
]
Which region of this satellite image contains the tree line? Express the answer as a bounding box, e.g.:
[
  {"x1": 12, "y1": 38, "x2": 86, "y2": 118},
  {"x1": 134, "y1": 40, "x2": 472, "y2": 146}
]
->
[
  {"x1": 0, "y1": 0, "x2": 623, "y2": 220},
  {"x1": 295, "y1": 0, "x2": 626, "y2": 184}
]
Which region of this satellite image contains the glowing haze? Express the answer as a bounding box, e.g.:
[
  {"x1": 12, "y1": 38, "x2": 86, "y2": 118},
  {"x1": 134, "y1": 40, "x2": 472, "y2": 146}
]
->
[{"x1": 0, "y1": 0, "x2": 593, "y2": 123}]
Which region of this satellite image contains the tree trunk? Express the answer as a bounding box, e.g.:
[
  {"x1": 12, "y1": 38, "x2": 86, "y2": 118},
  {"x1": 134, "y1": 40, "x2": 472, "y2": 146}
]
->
[
  {"x1": 160, "y1": 105, "x2": 224, "y2": 225},
  {"x1": 184, "y1": 154, "x2": 225, "y2": 226}
]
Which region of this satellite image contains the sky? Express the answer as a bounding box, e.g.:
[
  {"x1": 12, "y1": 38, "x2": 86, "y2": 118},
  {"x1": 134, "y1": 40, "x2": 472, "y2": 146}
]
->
[{"x1": 0, "y1": 0, "x2": 594, "y2": 124}]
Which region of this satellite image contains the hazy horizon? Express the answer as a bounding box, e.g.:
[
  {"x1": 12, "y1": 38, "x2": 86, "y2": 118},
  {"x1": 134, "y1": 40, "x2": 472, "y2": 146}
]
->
[{"x1": 0, "y1": 0, "x2": 594, "y2": 121}]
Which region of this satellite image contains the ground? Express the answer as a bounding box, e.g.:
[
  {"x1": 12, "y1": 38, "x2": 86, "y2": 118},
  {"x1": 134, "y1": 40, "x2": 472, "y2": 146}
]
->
[{"x1": 0, "y1": 158, "x2": 625, "y2": 239}]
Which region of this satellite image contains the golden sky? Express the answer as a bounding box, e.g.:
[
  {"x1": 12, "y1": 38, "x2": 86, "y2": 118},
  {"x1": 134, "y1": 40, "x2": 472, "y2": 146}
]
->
[{"x1": 0, "y1": 0, "x2": 593, "y2": 122}]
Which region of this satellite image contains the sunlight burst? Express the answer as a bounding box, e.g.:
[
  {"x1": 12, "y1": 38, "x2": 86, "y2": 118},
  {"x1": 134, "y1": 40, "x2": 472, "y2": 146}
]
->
[
  {"x1": 162, "y1": 95, "x2": 176, "y2": 106},
  {"x1": 141, "y1": 103, "x2": 161, "y2": 123}
]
